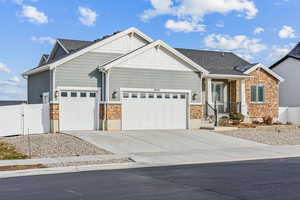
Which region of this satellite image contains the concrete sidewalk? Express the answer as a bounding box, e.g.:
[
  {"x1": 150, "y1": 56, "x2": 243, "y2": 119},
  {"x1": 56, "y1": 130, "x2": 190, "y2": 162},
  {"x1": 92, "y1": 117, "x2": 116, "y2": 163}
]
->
[{"x1": 0, "y1": 154, "x2": 131, "y2": 167}]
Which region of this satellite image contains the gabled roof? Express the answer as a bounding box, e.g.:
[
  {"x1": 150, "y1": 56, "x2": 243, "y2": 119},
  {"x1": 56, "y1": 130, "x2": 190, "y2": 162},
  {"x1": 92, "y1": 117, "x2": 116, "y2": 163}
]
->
[
  {"x1": 57, "y1": 39, "x2": 94, "y2": 53},
  {"x1": 23, "y1": 28, "x2": 153, "y2": 76},
  {"x1": 270, "y1": 42, "x2": 300, "y2": 69},
  {"x1": 99, "y1": 40, "x2": 209, "y2": 74},
  {"x1": 176, "y1": 48, "x2": 250, "y2": 75},
  {"x1": 244, "y1": 63, "x2": 284, "y2": 82}
]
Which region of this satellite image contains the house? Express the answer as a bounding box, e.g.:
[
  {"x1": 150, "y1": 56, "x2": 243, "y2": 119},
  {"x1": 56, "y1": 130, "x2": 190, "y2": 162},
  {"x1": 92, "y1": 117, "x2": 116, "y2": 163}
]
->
[
  {"x1": 270, "y1": 43, "x2": 300, "y2": 107},
  {"x1": 22, "y1": 27, "x2": 283, "y2": 133}
]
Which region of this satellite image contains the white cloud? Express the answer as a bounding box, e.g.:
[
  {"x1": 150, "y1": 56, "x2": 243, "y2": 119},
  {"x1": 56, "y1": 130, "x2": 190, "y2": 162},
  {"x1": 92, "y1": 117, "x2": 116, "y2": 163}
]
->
[
  {"x1": 204, "y1": 34, "x2": 267, "y2": 60},
  {"x1": 20, "y1": 5, "x2": 48, "y2": 24},
  {"x1": 78, "y1": 6, "x2": 98, "y2": 26},
  {"x1": 278, "y1": 25, "x2": 296, "y2": 39},
  {"x1": 216, "y1": 20, "x2": 224, "y2": 28},
  {"x1": 31, "y1": 36, "x2": 55, "y2": 45},
  {"x1": 0, "y1": 62, "x2": 11, "y2": 74},
  {"x1": 165, "y1": 20, "x2": 205, "y2": 32},
  {"x1": 141, "y1": 0, "x2": 258, "y2": 21},
  {"x1": 9, "y1": 76, "x2": 21, "y2": 84},
  {"x1": 254, "y1": 27, "x2": 264, "y2": 35},
  {"x1": 266, "y1": 43, "x2": 295, "y2": 62}
]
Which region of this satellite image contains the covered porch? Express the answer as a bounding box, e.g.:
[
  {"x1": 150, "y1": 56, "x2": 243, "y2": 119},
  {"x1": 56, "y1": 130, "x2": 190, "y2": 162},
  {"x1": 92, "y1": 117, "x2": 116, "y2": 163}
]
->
[{"x1": 203, "y1": 75, "x2": 249, "y2": 120}]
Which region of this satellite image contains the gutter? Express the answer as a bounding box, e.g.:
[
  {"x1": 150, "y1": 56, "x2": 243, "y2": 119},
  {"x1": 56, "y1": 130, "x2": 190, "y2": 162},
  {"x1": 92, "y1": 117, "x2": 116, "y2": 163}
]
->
[{"x1": 205, "y1": 74, "x2": 253, "y2": 79}]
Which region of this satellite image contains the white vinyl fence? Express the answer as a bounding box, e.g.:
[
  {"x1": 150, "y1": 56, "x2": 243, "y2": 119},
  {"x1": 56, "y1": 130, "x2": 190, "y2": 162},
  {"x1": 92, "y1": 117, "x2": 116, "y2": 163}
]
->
[
  {"x1": 279, "y1": 107, "x2": 300, "y2": 125},
  {"x1": 0, "y1": 104, "x2": 50, "y2": 137}
]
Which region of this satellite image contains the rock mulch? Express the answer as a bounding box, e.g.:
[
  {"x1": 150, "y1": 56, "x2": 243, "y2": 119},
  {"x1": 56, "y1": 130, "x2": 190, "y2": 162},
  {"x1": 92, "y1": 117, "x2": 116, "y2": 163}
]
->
[
  {"x1": 217, "y1": 125, "x2": 300, "y2": 145},
  {"x1": 0, "y1": 133, "x2": 112, "y2": 158}
]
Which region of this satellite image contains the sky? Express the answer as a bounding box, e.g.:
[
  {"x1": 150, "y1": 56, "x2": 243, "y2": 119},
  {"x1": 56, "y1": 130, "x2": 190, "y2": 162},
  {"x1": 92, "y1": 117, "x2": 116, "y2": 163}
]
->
[{"x1": 0, "y1": 0, "x2": 299, "y2": 100}]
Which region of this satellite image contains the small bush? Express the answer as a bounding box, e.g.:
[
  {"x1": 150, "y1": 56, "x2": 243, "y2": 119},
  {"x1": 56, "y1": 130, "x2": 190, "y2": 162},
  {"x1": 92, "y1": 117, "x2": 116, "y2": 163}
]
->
[
  {"x1": 229, "y1": 112, "x2": 245, "y2": 124},
  {"x1": 263, "y1": 116, "x2": 273, "y2": 125}
]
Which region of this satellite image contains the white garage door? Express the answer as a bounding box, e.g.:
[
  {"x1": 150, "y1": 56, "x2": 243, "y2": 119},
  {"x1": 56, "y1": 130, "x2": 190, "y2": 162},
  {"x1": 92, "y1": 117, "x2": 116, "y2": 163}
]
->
[
  {"x1": 60, "y1": 91, "x2": 98, "y2": 131},
  {"x1": 122, "y1": 92, "x2": 188, "y2": 130}
]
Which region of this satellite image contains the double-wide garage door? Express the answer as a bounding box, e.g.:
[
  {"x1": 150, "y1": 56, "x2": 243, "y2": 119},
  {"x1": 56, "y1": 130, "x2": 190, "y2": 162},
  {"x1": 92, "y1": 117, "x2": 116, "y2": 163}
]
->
[
  {"x1": 60, "y1": 90, "x2": 98, "y2": 131},
  {"x1": 122, "y1": 92, "x2": 188, "y2": 130}
]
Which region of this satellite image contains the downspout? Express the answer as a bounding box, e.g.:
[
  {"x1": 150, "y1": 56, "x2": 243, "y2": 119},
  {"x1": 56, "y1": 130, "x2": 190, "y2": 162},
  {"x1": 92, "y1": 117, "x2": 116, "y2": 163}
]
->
[{"x1": 99, "y1": 66, "x2": 110, "y2": 130}]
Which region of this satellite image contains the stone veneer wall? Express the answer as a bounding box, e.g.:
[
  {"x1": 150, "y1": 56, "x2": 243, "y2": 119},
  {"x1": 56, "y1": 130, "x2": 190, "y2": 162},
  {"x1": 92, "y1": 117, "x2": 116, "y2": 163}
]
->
[
  {"x1": 99, "y1": 104, "x2": 122, "y2": 120},
  {"x1": 50, "y1": 104, "x2": 59, "y2": 120},
  {"x1": 245, "y1": 68, "x2": 279, "y2": 119},
  {"x1": 190, "y1": 105, "x2": 203, "y2": 119}
]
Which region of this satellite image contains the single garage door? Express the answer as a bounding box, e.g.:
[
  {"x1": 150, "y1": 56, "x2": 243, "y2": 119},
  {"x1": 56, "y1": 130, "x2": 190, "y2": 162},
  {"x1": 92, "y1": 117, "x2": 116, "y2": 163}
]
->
[
  {"x1": 60, "y1": 90, "x2": 98, "y2": 131},
  {"x1": 122, "y1": 91, "x2": 188, "y2": 130}
]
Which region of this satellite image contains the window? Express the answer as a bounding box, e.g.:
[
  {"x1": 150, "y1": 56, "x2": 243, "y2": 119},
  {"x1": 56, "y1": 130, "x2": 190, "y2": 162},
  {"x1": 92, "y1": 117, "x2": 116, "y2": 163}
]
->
[
  {"x1": 165, "y1": 94, "x2": 170, "y2": 99},
  {"x1": 80, "y1": 92, "x2": 87, "y2": 97},
  {"x1": 140, "y1": 93, "x2": 146, "y2": 98},
  {"x1": 149, "y1": 93, "x2": 154, "y2": 98},
  {"x1": 131, "y1": 93, "x2": 138, "y2": 98},
  {"x1": 90, "y1": 92, "x2": 96, "y2": 98},
  {"x1": 251, "y1": 85, "x2": 265, "y2": 103},
  {"x1": 173, "y1": 94, "x2": 178, "y2": 99},
  {"x1": 123, "y1": 92, "x2": 129, "y2": 98},
  {"x1": 61, "y1": 92, "x2": 68, "y2": 97},
  {"x1": 156, "y1": 94, "x2": 163, "y2": 99},
  {"x1": 71, "y1": 92, "x2": 77, "y2": 97},
  {"x1": 180, "y1": 94, "x2": 186, "y2": 99}
]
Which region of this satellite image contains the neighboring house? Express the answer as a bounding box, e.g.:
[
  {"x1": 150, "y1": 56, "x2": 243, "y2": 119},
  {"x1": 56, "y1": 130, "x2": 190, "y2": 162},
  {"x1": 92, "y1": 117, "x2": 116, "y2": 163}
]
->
[
  {"x1": 23, "y1": 27, "x2": 283, "y2": 133},
  {"x1": 270, "y1": 43, "x2": 300, "y2": 107}
]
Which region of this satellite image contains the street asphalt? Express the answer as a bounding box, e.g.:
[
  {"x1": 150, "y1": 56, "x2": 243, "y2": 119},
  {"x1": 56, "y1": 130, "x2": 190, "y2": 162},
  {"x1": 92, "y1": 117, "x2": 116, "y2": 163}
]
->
[{"x1": 1, "y1": 157, "x2": 300, "y2": 200}]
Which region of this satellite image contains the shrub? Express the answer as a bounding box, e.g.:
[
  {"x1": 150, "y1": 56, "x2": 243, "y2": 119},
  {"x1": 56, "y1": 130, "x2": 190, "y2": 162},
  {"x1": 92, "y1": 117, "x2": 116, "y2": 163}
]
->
[
  {"x1": 263, "y1": 116, "x2": 273, "y2": 125},
  {"x1": 229, "y1": 112, "x2": 245, "y2": 124}
]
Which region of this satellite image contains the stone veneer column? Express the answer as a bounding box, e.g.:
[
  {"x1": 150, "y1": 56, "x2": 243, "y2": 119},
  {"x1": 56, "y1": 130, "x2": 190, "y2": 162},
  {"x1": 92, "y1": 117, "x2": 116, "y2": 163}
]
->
[
  {"x1": 190, "y1": 105, "x2": 203, "y2": 129},
  {"x1": 50, "y1": 104, "x2": 60, "y2": 133},
  {"x1": 99, "y1": 104, "x2": 122, "y2": 131}
]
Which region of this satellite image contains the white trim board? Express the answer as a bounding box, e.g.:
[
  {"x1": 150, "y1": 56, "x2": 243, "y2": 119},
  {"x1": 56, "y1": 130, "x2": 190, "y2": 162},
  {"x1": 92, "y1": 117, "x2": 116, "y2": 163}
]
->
[
  {"x1": 57, "y1": 87, "x2": 100, "y2": 91},
  {"x1": 23, "y1": 27, "x2": 154, "y2": 76},
  {"x1": 99, "y1": 40, "x2": 209, "y2": 74},
  {"x1": 244, "y1": 63, "x2": 284, "y2": 82}
]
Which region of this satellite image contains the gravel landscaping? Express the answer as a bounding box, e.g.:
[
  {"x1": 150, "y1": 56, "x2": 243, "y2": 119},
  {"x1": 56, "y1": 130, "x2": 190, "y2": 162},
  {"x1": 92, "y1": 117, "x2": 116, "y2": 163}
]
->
[
  {"x1": 0, "y1": 133, "x2": 112, "y2": 158},
  {"x1": 217, "y1": 125, "x2": 300, "y2": 145}
]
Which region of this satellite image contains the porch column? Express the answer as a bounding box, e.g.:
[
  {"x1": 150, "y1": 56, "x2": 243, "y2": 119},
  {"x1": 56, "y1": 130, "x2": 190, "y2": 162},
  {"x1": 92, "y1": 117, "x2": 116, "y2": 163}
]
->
[
  {"x1": 205, "y1": 78, "x2": 212, "y2": 105},
  {"x1": 239, "y1": 80, "x2": 248, "y2": 116}
]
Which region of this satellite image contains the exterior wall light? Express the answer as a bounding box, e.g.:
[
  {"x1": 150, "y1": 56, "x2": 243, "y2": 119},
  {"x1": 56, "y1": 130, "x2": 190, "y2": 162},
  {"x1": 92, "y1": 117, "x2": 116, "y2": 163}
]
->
[
  {"x1": 112, "y1": 90, "x2": 118, "y2": 99},
  {"x1": 55, "y1": 91, "x2": 59, "y2": 98},
  {"x1": 192, "y1": 93, "x2": 198, "y2": 101}
]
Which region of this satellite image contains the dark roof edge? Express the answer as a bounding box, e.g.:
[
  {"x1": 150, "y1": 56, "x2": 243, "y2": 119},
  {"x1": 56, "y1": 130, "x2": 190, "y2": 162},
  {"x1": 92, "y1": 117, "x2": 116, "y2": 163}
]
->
[{"x1": 270, "y1": 55, "x2": 300, "y2": 69}]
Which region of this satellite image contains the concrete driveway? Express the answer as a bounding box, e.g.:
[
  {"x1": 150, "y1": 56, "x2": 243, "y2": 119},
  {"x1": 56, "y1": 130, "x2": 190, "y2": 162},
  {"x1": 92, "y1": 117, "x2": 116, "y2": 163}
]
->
[
  {"x1": 65, "y1": 130, "x2": 289, "y2": 164},
  {"x1": 67, "y1": 130, "x2": 266, "y2": 154}
]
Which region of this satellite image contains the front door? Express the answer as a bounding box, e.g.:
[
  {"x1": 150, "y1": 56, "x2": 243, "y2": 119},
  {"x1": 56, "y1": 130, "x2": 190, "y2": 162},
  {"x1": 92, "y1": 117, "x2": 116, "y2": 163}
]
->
[{"x1": 212, "y1": 82, "x2": 227, "y2": 113}]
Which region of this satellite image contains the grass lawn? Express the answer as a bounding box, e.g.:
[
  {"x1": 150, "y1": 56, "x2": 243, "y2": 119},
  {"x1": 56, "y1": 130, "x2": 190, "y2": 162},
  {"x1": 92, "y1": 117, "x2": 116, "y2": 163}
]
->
[{"x1": 0, "y1": 142, "x2": 28, "y2": 160}]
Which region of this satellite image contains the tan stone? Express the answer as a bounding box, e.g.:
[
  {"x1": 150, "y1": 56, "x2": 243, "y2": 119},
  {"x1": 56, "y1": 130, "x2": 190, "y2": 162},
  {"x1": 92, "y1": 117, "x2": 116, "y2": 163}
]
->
[
  {"x1": 50, "y1": 104, "x2": 59, "y2": 120},
  {"x1": 99, "y1": 104, "x2": 122, "y2": 120},
  {"x1": 245, "y1": 68, "x2": 279, "y2": 119},
  {"x1": 190, "y1": 105, "x2": 203, "y2": 119}
]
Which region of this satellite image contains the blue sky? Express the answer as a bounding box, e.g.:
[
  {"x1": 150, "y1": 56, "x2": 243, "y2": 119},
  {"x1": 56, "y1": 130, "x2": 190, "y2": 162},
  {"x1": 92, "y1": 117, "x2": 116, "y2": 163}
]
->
[{"x1": 0, "y1": 0, "x2": 299, "y2": 100}]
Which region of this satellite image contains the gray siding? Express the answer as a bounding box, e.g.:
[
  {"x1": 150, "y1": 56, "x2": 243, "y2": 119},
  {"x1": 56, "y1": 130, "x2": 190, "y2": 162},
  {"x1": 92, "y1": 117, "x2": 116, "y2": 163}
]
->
[
  {"x1": 27, "y1": 70, "x2": 50, "y2": 104},
  {"x1": 273, "y1": 57, "x2": 300, "y2": 107},
  {"x1": 55, "y1": 52, "x2": 121, "y2": 88},
  {"x1": 109, "y1": 68, "x2": 202, "y2": 103}
]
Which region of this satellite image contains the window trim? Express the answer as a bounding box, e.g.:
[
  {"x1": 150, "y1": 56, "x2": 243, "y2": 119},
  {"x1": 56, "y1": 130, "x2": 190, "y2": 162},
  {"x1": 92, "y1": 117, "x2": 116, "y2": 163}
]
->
[{"x1": 251, "y1": 84, "x2": 265, "y2": 104}]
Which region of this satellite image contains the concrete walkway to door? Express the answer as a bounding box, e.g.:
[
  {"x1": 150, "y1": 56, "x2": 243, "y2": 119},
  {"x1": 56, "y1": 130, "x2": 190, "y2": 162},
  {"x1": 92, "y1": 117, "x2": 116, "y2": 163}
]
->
[{"x1": 66, "y1": 130, "x2": 300, "y2": 164}]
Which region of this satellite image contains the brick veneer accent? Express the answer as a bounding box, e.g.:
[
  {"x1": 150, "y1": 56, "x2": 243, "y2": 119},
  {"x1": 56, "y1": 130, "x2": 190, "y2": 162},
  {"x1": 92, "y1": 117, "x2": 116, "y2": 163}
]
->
[
  {"x1": 99, "y1": 104, "x2": 122, "y2": 120},
  {"x1": 245, "y1": 68, "x2": 279, "y2": 119},
  {"x1": 50, "y1": 104, "x2": 59, "y2": 120},
  {"x1": 190, "y1": 105, "x2": 203, "y2": 119}
]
